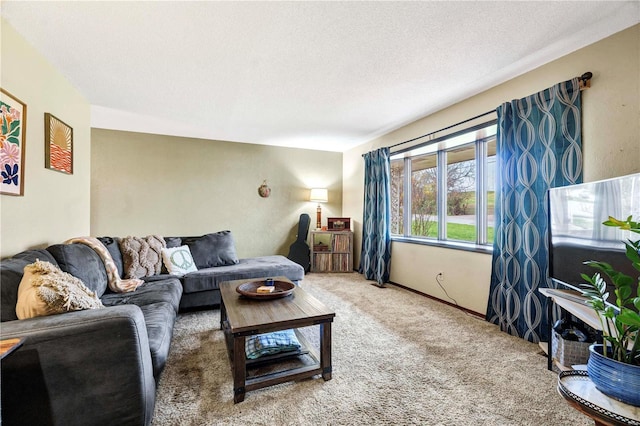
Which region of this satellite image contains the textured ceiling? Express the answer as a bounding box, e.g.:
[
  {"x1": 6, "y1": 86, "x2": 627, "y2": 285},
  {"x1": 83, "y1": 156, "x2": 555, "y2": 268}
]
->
[{"x1": 2, "y1": 1, "x2": 639, "y2": 152}]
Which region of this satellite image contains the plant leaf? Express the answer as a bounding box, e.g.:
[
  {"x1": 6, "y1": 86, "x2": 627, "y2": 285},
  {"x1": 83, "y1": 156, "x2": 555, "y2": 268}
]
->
[
  {"x1": 617, "y1": 310, "x2": 640, "y2": 328},
  {"x1": 604, "y1": 305, "x2": 616, "y2": 319}
]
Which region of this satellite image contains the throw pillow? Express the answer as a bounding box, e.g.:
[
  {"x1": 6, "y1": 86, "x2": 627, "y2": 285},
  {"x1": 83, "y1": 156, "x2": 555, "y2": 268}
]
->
[
  {"x1": 119, "y1": 235, "x2": 166, "y2": 279},
  {"x1": 161, "y1": 245, "x2": 198, "y2": 276},
  {"x1": 16, "y1": 260, "x2": 104, "y2": 320},
  {"x1": 182, "y1": 230, "x2": 239, "y2": 268},
  {"x1": 46, "y1": 243, "x2": 109, "y2": 297},
  {"x1": 164, "y1": 237, "x2": 182, "y2": 249},
  {"x1": 245, "y1": 329, "x2": 301, "y2": 360},
  {"x1": 160, "y1": 237, "x2": 182, "y2": 274},
  {"x1": 66, "y1": 237, "x2": 142, "y2": 293}
]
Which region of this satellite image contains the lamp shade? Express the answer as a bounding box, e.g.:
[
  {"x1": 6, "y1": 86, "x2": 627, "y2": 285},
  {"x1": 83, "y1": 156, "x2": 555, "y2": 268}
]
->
[{"x1": 309, "y1": 188, "x2": 328, "y2": 203}]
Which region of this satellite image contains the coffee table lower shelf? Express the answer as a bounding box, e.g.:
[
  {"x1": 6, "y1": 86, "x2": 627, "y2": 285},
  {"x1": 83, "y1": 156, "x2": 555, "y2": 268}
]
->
[
  {"x1": 221, "y1": 320, "x2": 332, "y2": 403},
  {"x1": 244, "y1": 329, "x2": 323, "y2": 390}
]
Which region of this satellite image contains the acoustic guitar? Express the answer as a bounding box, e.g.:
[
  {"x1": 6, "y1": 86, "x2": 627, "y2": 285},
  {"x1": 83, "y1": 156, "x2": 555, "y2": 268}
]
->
[{"x1": 287, "y1": 213, "x2": 311, "y2": 273}]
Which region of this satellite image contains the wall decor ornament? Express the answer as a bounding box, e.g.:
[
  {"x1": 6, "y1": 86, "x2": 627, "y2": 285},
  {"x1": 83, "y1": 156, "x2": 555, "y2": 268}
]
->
[
  {"x1": 0, "y1": 88, "x2": 27, "y2": 196},
  {"x1": 258, "y1": 180, "x2": 271, "y2": 198},
  {"x1": 45, "y1": 113, "x2": 73, "y2": 174}
]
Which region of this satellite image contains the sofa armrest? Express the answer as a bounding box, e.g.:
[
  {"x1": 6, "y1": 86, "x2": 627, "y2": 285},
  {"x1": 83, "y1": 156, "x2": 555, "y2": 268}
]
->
[{"x1": 1, "y1": 305, "x2": 156, "y2": 426}]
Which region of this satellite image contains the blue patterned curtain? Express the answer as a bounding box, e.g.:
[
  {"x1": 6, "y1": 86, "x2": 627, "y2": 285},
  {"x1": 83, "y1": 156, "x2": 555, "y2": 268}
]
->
[
  {"x1": 360, "y1": 147, "x2": 392, "y2": 286},
  {"x1": 486, "y1": 78, "x2": 583, "y2": 343}
]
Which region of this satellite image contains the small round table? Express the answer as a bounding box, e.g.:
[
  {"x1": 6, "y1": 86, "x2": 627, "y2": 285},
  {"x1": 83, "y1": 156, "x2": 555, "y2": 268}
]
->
[{"x1": 558, "y1": 370, "x2": 640, "y2": 426}]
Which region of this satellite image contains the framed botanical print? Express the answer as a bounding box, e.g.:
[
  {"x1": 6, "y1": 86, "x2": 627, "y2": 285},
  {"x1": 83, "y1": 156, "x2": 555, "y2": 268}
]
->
[
  {"x1": 0, "y1": 88, "x2": 27, "y2": 196},
  {"x1": 45, "y1": 113, "x2": 73, "y2": 174}
]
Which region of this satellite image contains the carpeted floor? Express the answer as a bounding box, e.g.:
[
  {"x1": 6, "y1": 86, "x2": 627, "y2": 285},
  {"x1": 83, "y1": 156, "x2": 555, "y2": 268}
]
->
[{"x1": 152, "y1": 273, "x2": 590, "y2": 425}]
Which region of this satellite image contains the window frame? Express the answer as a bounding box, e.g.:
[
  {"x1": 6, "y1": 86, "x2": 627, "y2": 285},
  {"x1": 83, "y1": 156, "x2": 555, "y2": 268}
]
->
[{"x1": 390, "y1": 119, "x2": 497, "y2": 254}]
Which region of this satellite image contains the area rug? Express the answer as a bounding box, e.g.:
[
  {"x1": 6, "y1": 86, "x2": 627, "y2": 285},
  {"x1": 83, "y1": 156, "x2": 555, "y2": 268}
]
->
[{"x1": 152, "y1": 273, "x2": 589, "y2": 425}]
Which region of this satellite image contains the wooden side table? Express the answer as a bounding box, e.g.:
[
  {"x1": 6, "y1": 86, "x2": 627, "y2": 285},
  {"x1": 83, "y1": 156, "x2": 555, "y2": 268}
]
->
[
  {"x1": 0, "y1": 338, "x2": 24, "y2": 360},
  {"x1": 558, "y1": 370, "x2": 640, "y2": 426}
]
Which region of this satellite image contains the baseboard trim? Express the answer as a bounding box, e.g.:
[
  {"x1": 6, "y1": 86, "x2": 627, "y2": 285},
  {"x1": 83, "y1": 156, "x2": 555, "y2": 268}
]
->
[{"x1": 388, "y1": 281, "x2": 485, "y2": 319}]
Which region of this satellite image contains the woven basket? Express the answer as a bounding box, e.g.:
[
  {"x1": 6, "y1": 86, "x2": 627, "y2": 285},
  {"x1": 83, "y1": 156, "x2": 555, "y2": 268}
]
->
[{"x1": 551, "y1": 329, "x2": 591, "y2": 367}]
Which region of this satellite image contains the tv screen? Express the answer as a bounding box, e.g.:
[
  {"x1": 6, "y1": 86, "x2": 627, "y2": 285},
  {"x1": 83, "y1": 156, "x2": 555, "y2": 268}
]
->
[{"x1": 548, "y1": 173, "x2": 640, "y2": 306}]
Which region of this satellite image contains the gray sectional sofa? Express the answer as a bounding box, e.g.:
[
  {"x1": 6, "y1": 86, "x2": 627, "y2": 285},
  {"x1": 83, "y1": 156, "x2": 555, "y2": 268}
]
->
[
  {"x1": 98, "y1": 233, "x2": 305, "y2": 311},
  {"x1": 0, "y1": 232, "x2": 304, "y2": 426}
]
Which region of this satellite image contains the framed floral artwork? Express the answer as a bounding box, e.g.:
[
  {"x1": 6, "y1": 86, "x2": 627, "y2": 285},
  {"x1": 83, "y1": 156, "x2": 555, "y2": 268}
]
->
[
  {"x1": 45, "y1": 113, "x2": 73, "y2": 174},
  {"x1": 0, "y1": 89, "x2": 27, "y2": 196}
]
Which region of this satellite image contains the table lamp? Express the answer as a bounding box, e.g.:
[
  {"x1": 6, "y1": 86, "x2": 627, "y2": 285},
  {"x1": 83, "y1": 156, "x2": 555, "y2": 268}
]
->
[{"x1": 309, "y1": 188, "x2": 328, "y2": 230}]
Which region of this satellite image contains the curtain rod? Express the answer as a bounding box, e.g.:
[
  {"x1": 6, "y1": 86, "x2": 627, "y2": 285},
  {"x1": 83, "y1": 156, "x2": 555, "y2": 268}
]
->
[
  {"x1": 388, "y1": 109, "x2": 494, "y2": 150},
  {"x1": 364, "y1": 71, "x2": 593, "y2": 156}
]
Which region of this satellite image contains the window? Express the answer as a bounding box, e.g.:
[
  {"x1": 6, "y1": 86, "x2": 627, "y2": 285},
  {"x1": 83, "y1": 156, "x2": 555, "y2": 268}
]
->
[
  {"x1": 390, "y1": 160, "x2": 404, "y2": 235},
  {"x1": 446, "y1": 144, "x2": 475, "y2": 242},
  {"x1": 390, "y1": 121, "x2": 496, "y2": 249},
  {"x1": 411, "y1": 154, "x2": 437, "y2": 237}
]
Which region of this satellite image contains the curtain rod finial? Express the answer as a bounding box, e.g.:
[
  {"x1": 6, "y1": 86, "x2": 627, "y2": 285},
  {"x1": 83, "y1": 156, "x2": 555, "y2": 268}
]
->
[{"x1": 579, "y1": 72, "x2": 592, "y2": 90}]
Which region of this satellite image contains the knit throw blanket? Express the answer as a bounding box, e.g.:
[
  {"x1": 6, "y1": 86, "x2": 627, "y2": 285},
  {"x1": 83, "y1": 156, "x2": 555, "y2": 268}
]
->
[
  {"x1": 118, "y1": 235, "x2": 166, "y2": 279},
  {"x1": 65, "y1": 237, "x2": 143, "y2": 293}
]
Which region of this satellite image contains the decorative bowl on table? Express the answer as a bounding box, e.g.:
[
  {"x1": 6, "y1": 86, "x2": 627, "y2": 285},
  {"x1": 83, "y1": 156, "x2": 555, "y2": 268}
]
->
[{"x1": 236, "y1": 279, "x2": 295, "y2": 300}]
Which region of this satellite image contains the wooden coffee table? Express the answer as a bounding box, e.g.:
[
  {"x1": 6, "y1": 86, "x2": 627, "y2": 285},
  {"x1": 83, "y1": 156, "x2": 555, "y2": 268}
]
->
[{"x1": 219, "y1": 276, "x2": 335, "y2": 403}]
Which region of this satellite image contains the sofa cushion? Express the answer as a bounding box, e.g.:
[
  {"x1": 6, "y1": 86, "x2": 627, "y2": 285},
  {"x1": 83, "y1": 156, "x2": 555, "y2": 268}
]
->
[
  {"x1": 182, "y1": 230, "x2": 239, "y2": 268},
  {"x1": 1, "y1": 249, "x2": 59, "y2": 322},
  {"x1": 164, "y1": 237, "x2": 182, "y2": 248},
  {"x1": 13, "y1": 249, "x2": 59, "y2": 265},
  {"x1": 139, "y1": 301, "x2": 176, "y2": 379},
  {"x1": 179, "y1": 290, "x2": 221, "y2": 310},
  {"x1": 97, "y1": 237, "x2": 124, "y2": 278},
  {"x1": 16, "y1": 260, "x2": 103, "y2": 319},
  {"x1": 161, "y1": 245, "x2": 197, "y2": 276},
  {"x1": 101, "y1": 278, "x2": 182, "y2": 313},
  {"x1": 180, "y1": 255, "x2": 304, "y2": 294},
  {"x1": 47, "y1": 244, "x2": 109, "y2": 297},
  {"x1": 141, "y1": 274, "x2": 179, "y2": 283}
]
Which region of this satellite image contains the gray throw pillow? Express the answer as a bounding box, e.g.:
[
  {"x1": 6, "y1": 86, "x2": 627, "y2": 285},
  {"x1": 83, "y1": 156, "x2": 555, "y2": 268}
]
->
[
  {"x1": 164, "y1": 237, "x2": 182, "y2": 248},
  {"x1": 182, "y1": 230, "x2": 239, "y2": 268},
  {"x1": 46, "y1": 244, "x2": 109, "y2": 297}
]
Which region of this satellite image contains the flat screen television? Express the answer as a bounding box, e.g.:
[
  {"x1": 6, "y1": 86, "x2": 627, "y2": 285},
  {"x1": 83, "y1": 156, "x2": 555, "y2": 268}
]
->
[{"x1": 548, "y1": 172, "x2": 640, "y2": 307}]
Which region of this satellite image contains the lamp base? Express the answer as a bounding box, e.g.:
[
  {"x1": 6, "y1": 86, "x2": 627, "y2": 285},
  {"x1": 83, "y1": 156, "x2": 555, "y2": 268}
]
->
[{"x1": 316, "y1": 205, "x2": 322, "y2": 230}]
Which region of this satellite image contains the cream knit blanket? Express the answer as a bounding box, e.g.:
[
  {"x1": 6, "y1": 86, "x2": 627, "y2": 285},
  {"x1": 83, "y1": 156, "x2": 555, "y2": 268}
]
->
[{"x1": 65, "y1": 237, "x2": 142, "y2": 293}]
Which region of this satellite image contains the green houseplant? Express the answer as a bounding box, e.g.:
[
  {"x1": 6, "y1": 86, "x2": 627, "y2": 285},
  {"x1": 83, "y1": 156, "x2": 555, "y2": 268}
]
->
[
  {"x1": 579, "y1": 216, "x2": 640, "y2": 406},
  {"x1": 580, "y1": 216, "x2": 640, "y2": 365}
]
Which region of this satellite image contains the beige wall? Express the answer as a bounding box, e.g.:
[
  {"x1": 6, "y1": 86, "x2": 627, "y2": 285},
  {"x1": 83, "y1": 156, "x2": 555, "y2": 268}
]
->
[
  {"x1": 91, "y1": 129, "x2": 342, "y2": 258},
  {"x1": 0, "y1": 19, "x2": 91, "y2": 257},
  {"x1": 344, "y1": 24, "x2": 640, "y2": 315}
]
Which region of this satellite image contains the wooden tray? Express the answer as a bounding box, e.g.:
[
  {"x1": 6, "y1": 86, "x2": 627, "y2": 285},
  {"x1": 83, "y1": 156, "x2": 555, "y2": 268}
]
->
[{"x1": 236, "y1": 280, "x2": 295, "y2": 300}]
